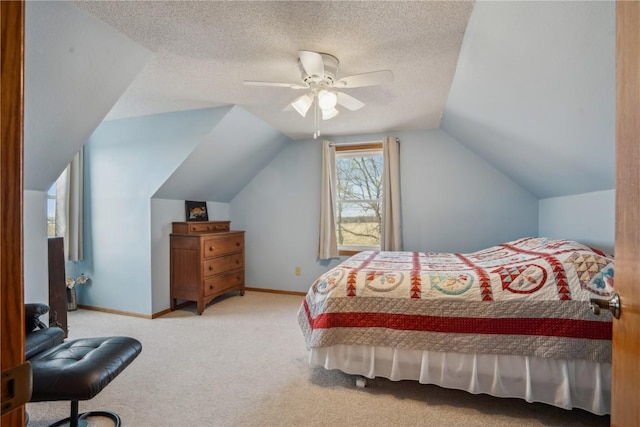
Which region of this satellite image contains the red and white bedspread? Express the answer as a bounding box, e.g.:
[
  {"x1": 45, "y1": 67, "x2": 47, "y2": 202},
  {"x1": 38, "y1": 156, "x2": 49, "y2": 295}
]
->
[{"x1": 298, "y1": 238, "x2": 614, "y2": 363}]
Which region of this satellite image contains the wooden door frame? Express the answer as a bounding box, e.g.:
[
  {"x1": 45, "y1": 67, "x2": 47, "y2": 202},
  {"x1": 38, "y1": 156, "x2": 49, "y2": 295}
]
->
[
  {"x1": 611, "y1": 1, "x2": 640, "y2": 425},
  {"x1": 1, "y1": 1, "x2": 26, "y2": 425}
]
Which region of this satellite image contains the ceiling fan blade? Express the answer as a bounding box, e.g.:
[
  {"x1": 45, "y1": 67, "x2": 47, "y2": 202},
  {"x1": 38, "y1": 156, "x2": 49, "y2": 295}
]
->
[
  {"x1": 336, "y1": 92, "x2": 365, "y2": 111},
  {"x1": 335, "y1": 70, "x2": 394, "y2": 88},
  {"x1": 322, "y1": 108, "x2": 339, "y2": 120},
  {"x1": 298, "y1": 51, "x2": 324, "y2": 78},
  {"x1": 243, "y1": 80, "x2": 307, "y2": 89},
  {"x1": 288, "y1": 93, "x2": 314, "y2": 117}
]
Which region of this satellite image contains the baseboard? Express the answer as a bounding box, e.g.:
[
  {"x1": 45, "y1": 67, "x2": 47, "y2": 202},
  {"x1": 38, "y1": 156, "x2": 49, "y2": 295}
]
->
[
  {"x1": 151, "y1": 307, "x2": 176, "y2": 318},
  {"x1": 244, "y1": 287, "x2": 306, "y2": 297},
  {"x1": 77, "y1": 288, "x2": 306, "y2": 320},
  {"x1": 76, "y1": 304, "x2": 153, "y2": 319}
]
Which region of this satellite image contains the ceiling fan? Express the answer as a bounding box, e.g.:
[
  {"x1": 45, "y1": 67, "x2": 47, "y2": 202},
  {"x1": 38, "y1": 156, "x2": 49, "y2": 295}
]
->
[{"x1": 243, "y1": 51, "x2": 393, "y2": 138}]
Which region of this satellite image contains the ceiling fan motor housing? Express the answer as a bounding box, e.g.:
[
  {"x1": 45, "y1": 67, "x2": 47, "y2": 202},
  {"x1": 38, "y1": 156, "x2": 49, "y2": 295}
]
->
[{"x1": 299, "y1": 53, "x2": 339, "y2": 85}]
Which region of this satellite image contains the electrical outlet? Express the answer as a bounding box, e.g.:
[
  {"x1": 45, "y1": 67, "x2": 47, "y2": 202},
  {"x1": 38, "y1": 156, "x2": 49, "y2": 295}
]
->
[{"x1": 295, "y1": 267, "x2": 301, "y2": 276}]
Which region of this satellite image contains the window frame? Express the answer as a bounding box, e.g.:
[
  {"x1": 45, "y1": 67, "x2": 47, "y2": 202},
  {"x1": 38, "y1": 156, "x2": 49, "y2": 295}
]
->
[
  {"x1": 47, "y1": 183, "x2": 56, "y2": 237},
  {"x1": 334, "y1": 142, "x2": 383, "y2": 256}
]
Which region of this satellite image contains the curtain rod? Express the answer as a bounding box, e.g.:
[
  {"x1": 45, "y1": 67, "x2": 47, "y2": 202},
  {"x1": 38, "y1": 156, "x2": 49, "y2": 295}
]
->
[{"x1": 328, "y1": 139, "x2": 398, "y2": 147}]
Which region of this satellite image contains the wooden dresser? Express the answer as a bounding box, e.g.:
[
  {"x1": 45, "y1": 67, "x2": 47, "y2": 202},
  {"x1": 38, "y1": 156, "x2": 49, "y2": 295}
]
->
[{"x1": 170, "y1": 221, "x2": 245, "y2": 315}]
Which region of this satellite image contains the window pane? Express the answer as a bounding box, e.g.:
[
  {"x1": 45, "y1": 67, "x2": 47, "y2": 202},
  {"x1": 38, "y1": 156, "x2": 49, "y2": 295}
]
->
[
  {"x1": 336, "y1": 202, "x2": 381, "y2": 247},
  {"x1": 335, "y1": 149, "x2": 383, "y2": 250},
  {"x1": 336, "y1": 155, "x2": 383, "y2": 200},
  {"x1": 47, "y1": 183, "x2": 56, "y2": 237}
]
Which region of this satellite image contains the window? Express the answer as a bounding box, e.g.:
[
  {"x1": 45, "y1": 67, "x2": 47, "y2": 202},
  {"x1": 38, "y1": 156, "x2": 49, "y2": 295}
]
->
[
  {"x1": 47, "y1": 183, "x2": 56, "y2": 237},
  {"x1": 335, "y1": 143, "x2": 383, "y2": 254}
]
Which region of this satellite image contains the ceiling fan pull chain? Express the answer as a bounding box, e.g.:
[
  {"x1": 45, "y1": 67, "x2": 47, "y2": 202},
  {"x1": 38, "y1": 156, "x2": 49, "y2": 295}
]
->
[{"x1": 314, "y1": 98, "x2": 320, "y2": 139}]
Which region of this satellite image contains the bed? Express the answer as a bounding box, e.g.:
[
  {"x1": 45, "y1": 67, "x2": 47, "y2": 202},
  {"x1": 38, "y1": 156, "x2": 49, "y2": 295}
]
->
[{"x1": 298, "y1": 237, "x2": 614, "y2": 415}]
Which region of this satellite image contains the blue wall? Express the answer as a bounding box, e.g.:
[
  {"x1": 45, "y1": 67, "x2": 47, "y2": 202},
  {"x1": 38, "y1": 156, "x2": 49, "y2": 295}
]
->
[
  {"x1": 77, "y1": 107, "x2": 229, "y2": 315},
  {"x1": 230, "y1": 129, "x2": 539, "y2": 293},
  {"x1": 64, "y1": 109, "x2": 613, "y2": 314},
  {"x1": 539, "y1": 190, "x2": 615, "y2": 255}
]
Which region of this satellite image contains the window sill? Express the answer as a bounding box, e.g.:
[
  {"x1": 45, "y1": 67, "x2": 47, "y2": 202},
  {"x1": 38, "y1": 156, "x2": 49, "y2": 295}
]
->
[
  {"x1": 338, "y1": 247, "x2": 380, "y2": 256},
  {"x1": 339, "y1": 250, "x2": 360, "y2": 256}
]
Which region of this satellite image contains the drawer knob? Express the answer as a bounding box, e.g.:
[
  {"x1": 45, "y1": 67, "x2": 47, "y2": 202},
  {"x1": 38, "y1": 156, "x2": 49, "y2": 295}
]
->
[
  {"x1": 209, "y1": 246, "x2": 214, "y2": 251},
  {"x1": 209, "y1": 266, "x2": 214, "y2": 271},
  {"x1": 236, "y1": 242, "x2": 240, "y2": 246},
  {"x1": 236, "y1": 259, "x2": 239, "y2": 264},
  {"x1": 209, "y1": 285, "x2": 214, "y2": 290}
]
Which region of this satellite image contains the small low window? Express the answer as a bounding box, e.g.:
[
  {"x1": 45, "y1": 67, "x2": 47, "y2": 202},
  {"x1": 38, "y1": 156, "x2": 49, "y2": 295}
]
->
[{"x1": 47, "y1": 183, "x2": 56, "y2": 237}]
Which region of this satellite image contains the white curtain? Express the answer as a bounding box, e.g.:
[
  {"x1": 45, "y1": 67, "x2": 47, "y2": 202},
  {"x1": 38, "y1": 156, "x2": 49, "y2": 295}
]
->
[
  {"x1": 381, "y1": 136, "x2": 402, "y2": 251},
  {"x1": 318, "y1": 140, "x2": 339, "y2": 259},
  {"x1": 56, "y1": 148, "x2": 84, "y2": 261}
]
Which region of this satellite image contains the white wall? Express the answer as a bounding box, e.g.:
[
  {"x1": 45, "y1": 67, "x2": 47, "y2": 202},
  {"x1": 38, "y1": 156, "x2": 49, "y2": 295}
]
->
[
  {"x1": 539, "y1": 189, "x2": 615, "y2": 255},
  {"x1": 23, "y1": 190, "x2": 49, "y2": 305},
  {"x1": 150, "y1": 199, "x2": 229, "y2": 314},
  {"x1": 230, "y1": 129, "x2": 539, "y2": 293}
]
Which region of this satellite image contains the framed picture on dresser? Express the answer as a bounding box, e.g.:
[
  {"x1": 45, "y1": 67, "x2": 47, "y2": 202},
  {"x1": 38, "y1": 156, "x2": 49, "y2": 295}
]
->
[{"x1": 185, "y1": 200, "x2": 209, "y2": 222}]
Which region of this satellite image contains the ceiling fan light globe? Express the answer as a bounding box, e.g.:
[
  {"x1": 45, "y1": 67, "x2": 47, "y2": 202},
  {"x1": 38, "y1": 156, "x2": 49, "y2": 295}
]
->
[
  {"x1": 322, "y1": 107, "x2": 339, "y2": 120},
  {"x1": 291, "y1": 94, "x2": 313, "y2": 117},
  {"x1": 318, "y1": 90, "x2": 338, "y2": 110}
]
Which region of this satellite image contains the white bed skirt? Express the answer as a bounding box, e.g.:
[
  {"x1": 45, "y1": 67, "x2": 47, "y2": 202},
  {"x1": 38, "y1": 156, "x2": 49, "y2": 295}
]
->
[{"x1": 310, "y1": 345, "x2": 610, "y2": 415}]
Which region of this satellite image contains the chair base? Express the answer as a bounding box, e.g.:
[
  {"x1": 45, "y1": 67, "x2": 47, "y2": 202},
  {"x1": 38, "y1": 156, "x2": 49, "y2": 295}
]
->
[
  {"x1": 29, "y1": 336, "x2": 141, "y2": 427},
  {"x1": 45, "y1": 400, "x2": 121, "y2": 427},
  {"x1": 46, "y1": 412, "x2": 121, "y2": 427}
]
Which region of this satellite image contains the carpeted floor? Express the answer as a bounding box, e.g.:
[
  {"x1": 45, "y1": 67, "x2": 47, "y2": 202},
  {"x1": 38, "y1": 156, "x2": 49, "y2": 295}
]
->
[{"x1": 26, "y1": 291, "x2": 610, "y2": 426}]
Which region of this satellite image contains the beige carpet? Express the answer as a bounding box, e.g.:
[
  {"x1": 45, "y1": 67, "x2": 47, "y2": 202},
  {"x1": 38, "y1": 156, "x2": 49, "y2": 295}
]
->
[{"x1": 26, "y1": 291, "x2": 609, "y2": 426}]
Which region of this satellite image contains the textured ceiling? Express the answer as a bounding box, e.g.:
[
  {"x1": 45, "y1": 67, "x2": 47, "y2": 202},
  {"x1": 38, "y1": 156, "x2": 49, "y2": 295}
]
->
[{"x1": 73, "y1": 1, "x2": 474, "y2": 140}]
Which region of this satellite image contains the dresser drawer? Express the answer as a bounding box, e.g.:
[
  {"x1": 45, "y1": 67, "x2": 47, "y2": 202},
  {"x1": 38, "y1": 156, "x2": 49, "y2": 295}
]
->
[
  {"x1": 203, "y1": 253, "x2": 243, "y2": 276},
  {"x1": 203, "y1": 270, "x2": 244, "y2": 297},
  {"x1": 202, "y1": 235, "x2": 244, "y2": 258},
  {"x1": 172, "y1": 221, "x2": 231, "y2": 234}
]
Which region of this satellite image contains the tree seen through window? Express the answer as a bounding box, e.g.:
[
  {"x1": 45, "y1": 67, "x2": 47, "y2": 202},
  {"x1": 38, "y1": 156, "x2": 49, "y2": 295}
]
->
[{"x1": 335, "y1": 147, "x2": 383, "y2": 250}]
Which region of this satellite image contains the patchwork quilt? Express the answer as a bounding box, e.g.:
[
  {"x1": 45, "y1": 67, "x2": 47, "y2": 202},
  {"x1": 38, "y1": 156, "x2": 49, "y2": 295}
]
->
[{"x1": 298, "y1": 238, "x2": 615, "y2": 363}]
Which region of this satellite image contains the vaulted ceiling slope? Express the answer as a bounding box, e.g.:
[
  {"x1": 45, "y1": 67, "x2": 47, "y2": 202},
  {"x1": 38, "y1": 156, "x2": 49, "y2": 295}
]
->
[
  {"x1": 441, "y1": 1, "x2": 615, "y2": 199},
  {"x1": 73, "y1": 0, "x2": 474, "y2": 140},
  {"x1": 154, "y1": 106, "x2": 291, "y2": 202},
  {"x1": 24, "y1": 1, "x2": 152, "y2": 191}
]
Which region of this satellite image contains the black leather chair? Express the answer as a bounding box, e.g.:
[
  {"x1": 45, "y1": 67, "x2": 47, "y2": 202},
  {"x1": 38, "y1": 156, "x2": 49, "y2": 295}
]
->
[
  {"x1": 25, "y1": 304, "x2": 142, "y2": 427},
  {"x1": 25, "y1": 303, "x2": 65, "y2": 359}
]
